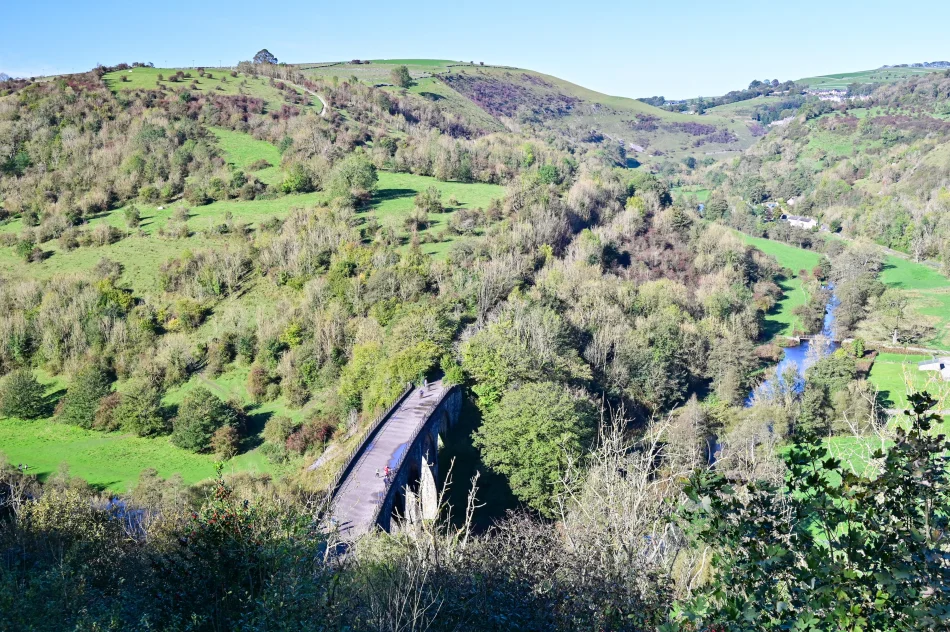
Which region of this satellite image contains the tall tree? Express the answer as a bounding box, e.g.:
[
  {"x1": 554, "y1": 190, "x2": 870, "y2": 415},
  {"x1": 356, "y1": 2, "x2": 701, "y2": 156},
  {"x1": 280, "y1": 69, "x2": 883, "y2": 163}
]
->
[
  {"x1": 474, "y1": 381, "x2": 595, "y2": 517},
  {"x1": 253, "y1": 49, "x2": 278, "y2": 65}
]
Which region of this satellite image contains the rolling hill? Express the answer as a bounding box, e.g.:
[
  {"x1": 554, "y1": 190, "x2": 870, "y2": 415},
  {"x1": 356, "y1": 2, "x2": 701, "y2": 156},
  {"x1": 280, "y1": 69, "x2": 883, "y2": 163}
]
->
[{"x1": 300, "y1": 59, "x2": 760, "y2": 167}]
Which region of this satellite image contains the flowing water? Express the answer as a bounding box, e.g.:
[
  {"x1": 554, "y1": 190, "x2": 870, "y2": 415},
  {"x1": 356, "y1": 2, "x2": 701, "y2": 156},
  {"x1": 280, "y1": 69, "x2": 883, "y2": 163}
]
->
[{"x1": 710, "y1": 287, "x2": 842, "y2": 464}]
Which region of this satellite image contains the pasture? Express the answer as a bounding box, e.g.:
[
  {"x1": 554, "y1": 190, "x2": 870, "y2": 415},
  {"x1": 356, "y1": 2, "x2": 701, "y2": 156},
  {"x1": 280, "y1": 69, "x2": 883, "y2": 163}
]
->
[
  {"x1": 103, "y1": 66, "x2": 321, "y2": 113},
  {"x1": 799, "y1": 66, "x2": 945, "y2": 90},
  {"x1": 0, "y1": 369, "x2": 303, "y2": 492},
  {"x1": 737, "y1": 233, "x2": 822, "y2": 338},
  {"x1": 867, "y1": 352, "x2": 950, "y2": 409},
  {"x1": 878, "y1": 255, "x2": 950, "y2": 350}
]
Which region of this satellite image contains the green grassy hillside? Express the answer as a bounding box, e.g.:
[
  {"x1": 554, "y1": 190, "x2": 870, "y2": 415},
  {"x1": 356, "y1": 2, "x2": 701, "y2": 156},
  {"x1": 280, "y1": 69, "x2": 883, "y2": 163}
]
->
[{"x1": 301, "y1": 59, "x2": 758, "y2": 168}]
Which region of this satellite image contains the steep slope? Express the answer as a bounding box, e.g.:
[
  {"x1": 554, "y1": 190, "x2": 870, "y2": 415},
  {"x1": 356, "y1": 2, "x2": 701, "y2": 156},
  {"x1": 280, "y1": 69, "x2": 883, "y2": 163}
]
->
[{"x1": 301, "y1": 59, "x2": 758, "y2": 168}]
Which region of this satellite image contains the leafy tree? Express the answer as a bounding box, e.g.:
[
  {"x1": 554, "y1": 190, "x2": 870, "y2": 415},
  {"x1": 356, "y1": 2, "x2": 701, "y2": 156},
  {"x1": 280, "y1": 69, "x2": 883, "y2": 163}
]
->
[
  {"x1": 171, "y1": 387, "x2": 240, "y2": 452},
  {"x1": 0, "y1": 369, "x2": 47, "y2": 419},
  {"x1": 252, "y1": 49, "x2": 278, "y2": 65},
  {"x1": 326, "y1": 154, "x2": 378, "y2": 201},
  {"x1": 474, "y1": 381, "x2": 596, "y2": 517},
  {"x1": 280, "y1": 163, "x2": 313, "y2": 194},
  {"x1": 671, "y1": 392, "x2": 950, "y2": 631},
  {"x1": 390, "y1": 65, "x2": 413, "y2": 88},
  {"x1": 57, "y1": 364, "x2": 112, "y2": 428},
  {"x1": 114, "y1": 382, "x2": 167, "y2": 436}
]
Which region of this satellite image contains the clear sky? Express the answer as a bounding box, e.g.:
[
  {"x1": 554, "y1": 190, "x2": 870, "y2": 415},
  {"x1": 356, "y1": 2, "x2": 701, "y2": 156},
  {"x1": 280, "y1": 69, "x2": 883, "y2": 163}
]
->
[{"x1": 4, "y1": 0, "x2": 950, "y2": 99}]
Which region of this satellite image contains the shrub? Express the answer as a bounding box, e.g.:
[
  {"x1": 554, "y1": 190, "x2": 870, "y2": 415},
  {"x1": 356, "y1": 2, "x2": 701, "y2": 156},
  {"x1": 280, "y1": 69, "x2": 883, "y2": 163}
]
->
[
  {"x1": 0, "y1": 369, "x2": 47, "y2": 419},
  {"x1": 247, "y1": 365, "x2": 269, "y2": 402},
  {"x1": 124, "y1": 205, "x2": 141, "y2": 228},
  {"x1": 280, "y1": 163, "x2": 313, "y2": 194},
  {"x1": 326, "y1": 154, "x2": 378, "y2": 201},
  {"x1": 171, "y1": 387, "x2": 240, "y2": 453},
  {"x1": 57, "y1": 364, "x2": 112, "y2": 428},
  {"x1": 262, "y1": 415, "x2": 298, "y2": 445},
  {"x1": 93, "y1": 392, "x2": 122, "y2": 431},
  {"x1": 210, "y1": 425, "x2": 240, "y2": 459},
  {"x1": 114, "y1": 382, "x2": 167, "y2": 436},
  {"x1": 285, "y1": 418, "x2": 334, "y2": 455}
]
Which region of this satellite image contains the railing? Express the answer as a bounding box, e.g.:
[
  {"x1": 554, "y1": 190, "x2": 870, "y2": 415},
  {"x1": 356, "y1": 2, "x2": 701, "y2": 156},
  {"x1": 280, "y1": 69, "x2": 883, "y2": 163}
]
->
[
  {"x1": 323, "y1": 383, "x2": 414, "y2": 501},
  {"x1": 367, "y1": 384, "x2": 457, "y2": 528}
]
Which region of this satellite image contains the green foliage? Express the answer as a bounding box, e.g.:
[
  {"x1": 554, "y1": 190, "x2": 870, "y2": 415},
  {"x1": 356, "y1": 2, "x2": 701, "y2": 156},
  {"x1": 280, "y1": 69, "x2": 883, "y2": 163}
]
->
[
  {"x1": 56, "y1": 364, "x2": 112, "y2": 429},
  {"x1": 114, "y1": 381, "x2": 167, "y2": 437},
  {"x1": 171, "y1": 387, "x2": 240, "y2": 453},
  {"x1": 280, "y1": 162, "x2": 313, "y2": 193},
  {"x1": 671, "y1": 392, "x2": 950, "y2": 630},
  {"x1": 390, "y1": 65, "x2": 413, "y2": 88},
  {"x1": 0, "y1": 369, "x2": 47, "y2": 419},
  {"x1": 326, "y1": 154, "x2": 378, "y2": 201},
  {"x1": 474, "y1": 381, "x2": 595, "y2": 517},
  {"x1": 461, "y1": 299, "x2": 591, "y2": 412}
]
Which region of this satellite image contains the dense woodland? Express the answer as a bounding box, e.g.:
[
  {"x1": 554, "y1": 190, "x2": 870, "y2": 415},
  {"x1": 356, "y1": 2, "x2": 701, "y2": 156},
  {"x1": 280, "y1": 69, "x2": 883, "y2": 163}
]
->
[{"x1": 2, "y1": 56, "x2": 950, "y2": 630}]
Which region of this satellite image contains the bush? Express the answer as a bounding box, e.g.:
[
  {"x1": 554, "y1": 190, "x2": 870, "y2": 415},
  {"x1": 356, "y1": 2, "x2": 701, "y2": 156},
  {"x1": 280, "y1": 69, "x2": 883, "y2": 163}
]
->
[
  {"x1": 326, "y1": 154, "x2": 378, "y2": 201},
  {"x1": 262, "y1": 415, "x2": 298, "y2": 445},
  {"x1": 280, "y1": 163, "x2": 313, "y2": 194},
  {"x1": 124, "y1": 205, "x2": 141, "y2": 228},
  {"x1": 57, "y1": 364, "x2": 112, "y2": 428},
  {"x1": 93, "y1": 392, "x2": 122, "y2": 431},
  {"x1": 114, "y1": 382, "x2": 167, "y2": 436},
  {"x1": 211, "y1": 425, "x2": 240, "y2": 459},
  {"x1": 171, "y1": 387, "x2": 240, "y2": 453},
  {"x1": 0, "y1": 369, "x2": 47, "y2": 419},
  {"x1": 247, "y1": 365, "x2": 270, "y2": 402},
  {"x1": 285, "y1": 417, "x2": 334, "y2": 455}
]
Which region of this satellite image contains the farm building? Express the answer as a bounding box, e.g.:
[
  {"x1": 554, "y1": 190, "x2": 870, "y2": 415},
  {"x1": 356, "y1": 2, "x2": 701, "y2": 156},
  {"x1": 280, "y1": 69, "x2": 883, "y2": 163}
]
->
[
  {"x1": 781, "y1": 214, "x2": 818, "y2": 230},
  {"x1": 918, "y1": 357, "x2": 950, "y2": 381}
]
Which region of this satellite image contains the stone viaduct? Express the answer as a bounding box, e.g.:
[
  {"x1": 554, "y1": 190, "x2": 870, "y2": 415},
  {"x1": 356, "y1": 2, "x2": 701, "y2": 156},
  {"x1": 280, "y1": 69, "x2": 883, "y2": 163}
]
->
[{"x1": 326, "y1": 379, "x2": 462, "y2": 539}]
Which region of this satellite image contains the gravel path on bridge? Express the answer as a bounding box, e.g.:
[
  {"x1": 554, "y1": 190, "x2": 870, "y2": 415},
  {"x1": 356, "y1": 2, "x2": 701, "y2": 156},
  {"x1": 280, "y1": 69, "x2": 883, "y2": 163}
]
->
[{"x1": 331, "y1": 380, "x2": 447, "y2": 538}]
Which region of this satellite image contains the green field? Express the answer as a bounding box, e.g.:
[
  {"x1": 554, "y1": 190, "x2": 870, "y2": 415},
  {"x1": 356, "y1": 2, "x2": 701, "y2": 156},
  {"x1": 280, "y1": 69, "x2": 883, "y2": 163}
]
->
[
  {"x1": 868, "y1": 352, "x2": 950, "y2": 409},
  {"x1": 878, "y1": 256, "x2": 950, "y2": 350},
  {"x1": 737, "y1": 233, "x2": 822, "y2": 338},
  {"x1": 103, "y1": 66, "x2": 320, "y2": 113},
  {"x1": 0, "y1": 366, "x2": 308, "y2": 492},
  {"x1": 799, "y1": 66, "x2": 945, "y2": 90},
  {"x1": 364, "y1": 172, "x2": 504, "y2": 257},
  {"x1": 210, "y1": 126, "x2": 284, "y2": 185}
]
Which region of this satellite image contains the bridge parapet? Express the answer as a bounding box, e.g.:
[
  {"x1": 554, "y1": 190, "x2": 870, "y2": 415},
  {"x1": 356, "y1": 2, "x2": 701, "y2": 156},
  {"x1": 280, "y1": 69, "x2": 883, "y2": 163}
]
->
[{"x1": 328, "y1": 379, "x2": 462, "y2": 539}]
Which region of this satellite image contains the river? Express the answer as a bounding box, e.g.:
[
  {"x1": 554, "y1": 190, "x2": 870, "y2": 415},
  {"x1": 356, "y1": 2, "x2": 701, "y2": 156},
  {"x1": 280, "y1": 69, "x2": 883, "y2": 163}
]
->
[{"x1": 747, "y1": 287, "x2": 841, "y2": 405}]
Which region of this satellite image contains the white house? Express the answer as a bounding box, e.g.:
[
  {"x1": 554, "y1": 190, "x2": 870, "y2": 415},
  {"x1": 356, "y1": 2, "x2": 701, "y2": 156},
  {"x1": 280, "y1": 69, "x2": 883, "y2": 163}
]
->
[
  {"x1": 780, "y1": 214, "x2": 818, "y2": 230},
  {"x1": 918, "y1": 357, "x2": 950, "y2": 382}
]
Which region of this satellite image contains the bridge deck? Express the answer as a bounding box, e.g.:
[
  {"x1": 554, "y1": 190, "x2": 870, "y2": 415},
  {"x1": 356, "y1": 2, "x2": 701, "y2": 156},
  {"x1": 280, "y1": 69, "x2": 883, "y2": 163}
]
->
[{"x1": 330, "y1": 380, "x2": 448, "y2": 538}]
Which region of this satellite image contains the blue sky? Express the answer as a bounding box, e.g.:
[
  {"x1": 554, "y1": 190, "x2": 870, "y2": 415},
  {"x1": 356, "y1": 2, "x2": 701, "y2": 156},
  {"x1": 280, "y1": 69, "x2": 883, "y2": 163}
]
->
[{"x1": 4, "y1": 0, "x2": 949, "y2": 99}]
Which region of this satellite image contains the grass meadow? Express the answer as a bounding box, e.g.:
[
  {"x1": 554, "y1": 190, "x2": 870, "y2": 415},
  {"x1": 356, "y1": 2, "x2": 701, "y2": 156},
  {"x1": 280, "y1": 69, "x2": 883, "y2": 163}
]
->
[
  {"x1": 103, "y1": 66, "x2": 321, "y2": 113},
  {"x1": 737, "y1": 233, "x2": 822, "y2": 338}
]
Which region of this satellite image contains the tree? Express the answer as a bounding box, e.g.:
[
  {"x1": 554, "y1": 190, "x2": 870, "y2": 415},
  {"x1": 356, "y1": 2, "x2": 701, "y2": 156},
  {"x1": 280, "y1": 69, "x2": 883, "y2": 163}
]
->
[
  {"x1": 57, "y1": 364, "x2": 112, "y2": 428},
  {"x1": 114, "y1": 382, "x2": 167, "y2": 436},
  {"x1": 253, "y1": 49, "x2": 278, "y2": 65},
  {"x1": 671, "y1": 392, "x2": 950, "y2": 631},
  {"x1": 390, "y1": 65, "x2": 413, "y2": 88},
  {"x1": 0, "y1": 369, "x2": 47, "y2": 419},
  {"x1": 326, "y1": 154, "x2": 378, "y2": 201},
  {"x1": 211, "y1": 425, "x2": 240, "y2": 459},
  {"x1": 171, "y1": 387, "x2": 240, "y2": 452},
  {"x1": 473, "y1": 381, "x2": 596, "y2": 517}
]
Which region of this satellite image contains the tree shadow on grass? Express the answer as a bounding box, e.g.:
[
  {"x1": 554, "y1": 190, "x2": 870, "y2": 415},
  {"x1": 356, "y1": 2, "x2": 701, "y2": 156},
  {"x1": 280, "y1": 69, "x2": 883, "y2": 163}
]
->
[
  {"x1": 369, "y1": 188, "x2": 417, "y2": 206},
  {"x1": 43, "y1": 387, "x2": 67, "y2": 417},
  {"x1": 242, "y1": 406, "x2": 272, "y2": 451}
]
